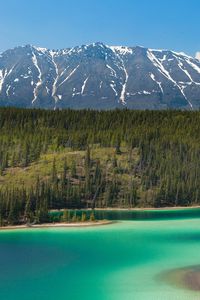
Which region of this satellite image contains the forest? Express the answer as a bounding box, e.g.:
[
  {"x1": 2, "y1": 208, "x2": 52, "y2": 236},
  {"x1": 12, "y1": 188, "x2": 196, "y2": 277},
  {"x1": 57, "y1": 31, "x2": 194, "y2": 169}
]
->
[{"x1": 0, "y1": 107, "x2": 200, "y2": 225}]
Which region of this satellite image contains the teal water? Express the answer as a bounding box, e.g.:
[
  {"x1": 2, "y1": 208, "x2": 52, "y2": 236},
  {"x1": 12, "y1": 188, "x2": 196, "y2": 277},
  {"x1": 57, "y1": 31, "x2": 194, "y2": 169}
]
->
[
  {"x1": 1, "y1": 211, "x2": 200, "y2": 299},
  {"x1": 52, "y1": 207, "x2": 200, "y2": 221}
]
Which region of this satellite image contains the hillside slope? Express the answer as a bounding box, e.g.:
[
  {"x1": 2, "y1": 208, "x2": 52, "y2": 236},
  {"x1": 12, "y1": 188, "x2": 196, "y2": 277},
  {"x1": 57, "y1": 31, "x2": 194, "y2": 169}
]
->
[{"x1": 0, "y1": 108, "x2": 200, "y2": 225}]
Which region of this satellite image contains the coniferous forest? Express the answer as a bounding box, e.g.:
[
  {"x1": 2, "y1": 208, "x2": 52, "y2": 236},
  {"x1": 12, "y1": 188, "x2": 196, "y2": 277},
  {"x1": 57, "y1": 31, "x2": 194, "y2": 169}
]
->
[{"x1": 0, "y1": 107, "x2": 200, "y2": 225}]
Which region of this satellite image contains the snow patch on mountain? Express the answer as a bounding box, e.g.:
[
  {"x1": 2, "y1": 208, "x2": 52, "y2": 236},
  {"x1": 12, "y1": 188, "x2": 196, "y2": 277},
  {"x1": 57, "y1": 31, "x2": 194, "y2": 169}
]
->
[
  {"x1": 81, "y1": 77, "x2": 89, "y2": 95},
  {"x1": 50, "y1": 51, "x2": 60, "y2": 104},
  {"x1": 32, "y1": 50, "x2": 42, "y2": 103},
  {"x1": 147, "y1": 50, "x2": 194, "y2": 109},
  {"x1": 58, "y1": 65, "x2": 80, "y2": 87},
  {"x1": 110, "y1": 82, "x2": 118, "y2": 96},
  {"x1": 110, "y1": 46, "x2": 133, "y2": 55},
  {"x1": 186, "y1": 58, "x2": 200, "y2": 75},
  {"x1": 106, "y1": 65, "x2": 117, "y2": 77},
  {"x1": 150, "y1": 73, "x2": 164, "y2": 94},
  {"x1": 0, "y1": 69, "x2": 7, "y2": 93}
]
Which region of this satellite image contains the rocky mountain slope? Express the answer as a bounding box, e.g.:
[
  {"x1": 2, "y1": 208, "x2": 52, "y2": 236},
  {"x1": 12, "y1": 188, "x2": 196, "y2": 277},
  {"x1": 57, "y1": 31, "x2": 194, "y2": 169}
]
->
[{"x1": 0, "y1": 42, "x2": 200, "y2": 109}]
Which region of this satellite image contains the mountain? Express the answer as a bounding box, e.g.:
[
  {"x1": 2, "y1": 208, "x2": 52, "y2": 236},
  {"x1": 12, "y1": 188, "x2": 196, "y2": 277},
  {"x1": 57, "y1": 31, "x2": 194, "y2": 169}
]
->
[{"x1": 0, "y1": 42, "x2": 200, "y2": 110}]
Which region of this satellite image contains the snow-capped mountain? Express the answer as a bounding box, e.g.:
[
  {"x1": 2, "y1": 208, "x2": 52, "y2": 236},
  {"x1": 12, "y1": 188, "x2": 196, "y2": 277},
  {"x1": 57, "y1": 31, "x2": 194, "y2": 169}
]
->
[{"x1": 0, "y1": 42, "x2": 200, "y2": 110}]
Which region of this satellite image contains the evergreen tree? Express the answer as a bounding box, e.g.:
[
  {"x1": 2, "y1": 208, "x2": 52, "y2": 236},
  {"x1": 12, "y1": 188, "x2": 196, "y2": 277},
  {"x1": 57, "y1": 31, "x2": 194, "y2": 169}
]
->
[
  {"x1": 52, "y1": 158, "x2": 57, "y2": 183},
  {"x1": 71, "y1": 160, "x2": 76, "y2": 178},
  {"x1": 62, "y1": 210, "x2": 70, "y2": 222},
  {"x1": 81, "y1": 212, "x2": 87, "y2": 222},
  {"x1": 89, "y1": 211, "x2": 95, "y2": 222}
]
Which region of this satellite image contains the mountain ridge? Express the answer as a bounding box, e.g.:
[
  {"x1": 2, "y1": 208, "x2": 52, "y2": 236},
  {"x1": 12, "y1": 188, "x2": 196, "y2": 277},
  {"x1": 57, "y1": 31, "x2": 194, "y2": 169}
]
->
[{"x1": 0, "y1": 42, "x2": 200, "y2": 110}]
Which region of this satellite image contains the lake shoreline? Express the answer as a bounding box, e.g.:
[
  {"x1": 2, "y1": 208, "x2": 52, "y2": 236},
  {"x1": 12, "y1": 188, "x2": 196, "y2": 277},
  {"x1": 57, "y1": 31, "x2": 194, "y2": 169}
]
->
[
  {"x1": 1, "y1": 206, "x2": 200, "y2": 231},
  {"x1": 0, "y1": 220, "x2": 113, "y2": 231},
  {"x1": 51, "y1": 206, "x2": 200, "y2": 212},
  {"x1": 95, "y1": 206, "x2": 200, "y2": 211}
]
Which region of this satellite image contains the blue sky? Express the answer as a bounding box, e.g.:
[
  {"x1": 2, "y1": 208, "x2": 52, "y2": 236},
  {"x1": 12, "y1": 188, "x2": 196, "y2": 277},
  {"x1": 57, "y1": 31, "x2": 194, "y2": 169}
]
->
[{"x1": 0, "y1": 0, "x2": 200, "y2": 57}]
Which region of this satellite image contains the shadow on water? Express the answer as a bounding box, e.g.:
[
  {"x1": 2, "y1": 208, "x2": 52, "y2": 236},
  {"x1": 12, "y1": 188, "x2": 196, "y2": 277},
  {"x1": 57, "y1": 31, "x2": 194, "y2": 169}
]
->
[
  {"x1": 52, "y1": 208, "x2": 200, "y2": 221},
  {"x1": 94, "y1": 209, "x2": 200, "y2": 221},
  {"x1": 158, "y1": 265, "x2": 200, "y2": 292}
]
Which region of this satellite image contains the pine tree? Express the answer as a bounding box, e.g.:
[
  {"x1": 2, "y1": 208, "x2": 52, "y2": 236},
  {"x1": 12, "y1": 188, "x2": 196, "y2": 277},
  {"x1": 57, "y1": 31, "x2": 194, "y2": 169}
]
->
[
  {"x1": 89, "y1": 211, "x2": 95, "y2": 222},
  {"x1": 72, "y1": 210, "x2": 77, "y2": 222},
  {"x1": 62, "y1": 209, "x2": 70, "y2": 223},
  {"x1": 81, "y1": 212, "x2": 87, "y2": 222},
  {"x1": 52, "y1": 158, "x2": 57, "y2": 183},
  {"x1": 62, "y1": 158, "x2": 68, "y2": 185},
  {"x1": 71, "y1": 160, "x2": 76, "y2": 178},
  {"x1": 85, "y1": 146, "x2": 91, "y2": 198}
]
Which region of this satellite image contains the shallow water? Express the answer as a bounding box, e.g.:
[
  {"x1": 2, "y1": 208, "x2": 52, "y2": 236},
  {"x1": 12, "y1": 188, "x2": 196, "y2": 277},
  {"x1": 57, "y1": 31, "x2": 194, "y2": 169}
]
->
[{"x1": 1, "y1": 211, "x2": 200, "y2": 299}]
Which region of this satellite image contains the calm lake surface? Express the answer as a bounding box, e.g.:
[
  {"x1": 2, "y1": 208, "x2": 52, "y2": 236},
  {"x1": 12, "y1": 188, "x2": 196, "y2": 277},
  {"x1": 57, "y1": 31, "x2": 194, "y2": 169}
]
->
[{"x1": 1, "y1": 209, "x2": 200, "y2": 299}]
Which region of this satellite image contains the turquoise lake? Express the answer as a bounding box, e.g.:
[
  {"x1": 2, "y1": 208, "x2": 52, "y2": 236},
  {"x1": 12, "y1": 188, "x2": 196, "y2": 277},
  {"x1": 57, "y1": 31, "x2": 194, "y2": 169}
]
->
[{"x1": 1, "y1": 209, "x2": 200, "y2": 299}]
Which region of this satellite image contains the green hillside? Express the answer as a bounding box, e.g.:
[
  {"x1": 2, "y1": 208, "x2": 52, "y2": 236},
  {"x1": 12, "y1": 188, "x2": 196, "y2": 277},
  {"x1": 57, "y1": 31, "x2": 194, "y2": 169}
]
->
[{"x1": 1, "y1": 108, "x2": 200, "y2": 225}]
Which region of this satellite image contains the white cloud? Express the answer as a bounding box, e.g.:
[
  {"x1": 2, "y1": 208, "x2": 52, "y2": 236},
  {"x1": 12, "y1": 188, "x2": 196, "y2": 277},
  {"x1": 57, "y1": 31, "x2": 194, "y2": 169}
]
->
[{"x1": 196, "y1": 52, "x2": 200, "y2": 60}]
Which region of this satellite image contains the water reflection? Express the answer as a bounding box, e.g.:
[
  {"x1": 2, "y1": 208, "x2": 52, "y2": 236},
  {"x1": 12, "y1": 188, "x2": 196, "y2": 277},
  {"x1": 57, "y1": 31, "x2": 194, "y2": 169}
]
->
[{"x1": 52, "y1": 208, "x2": 200, "y2": 221}]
